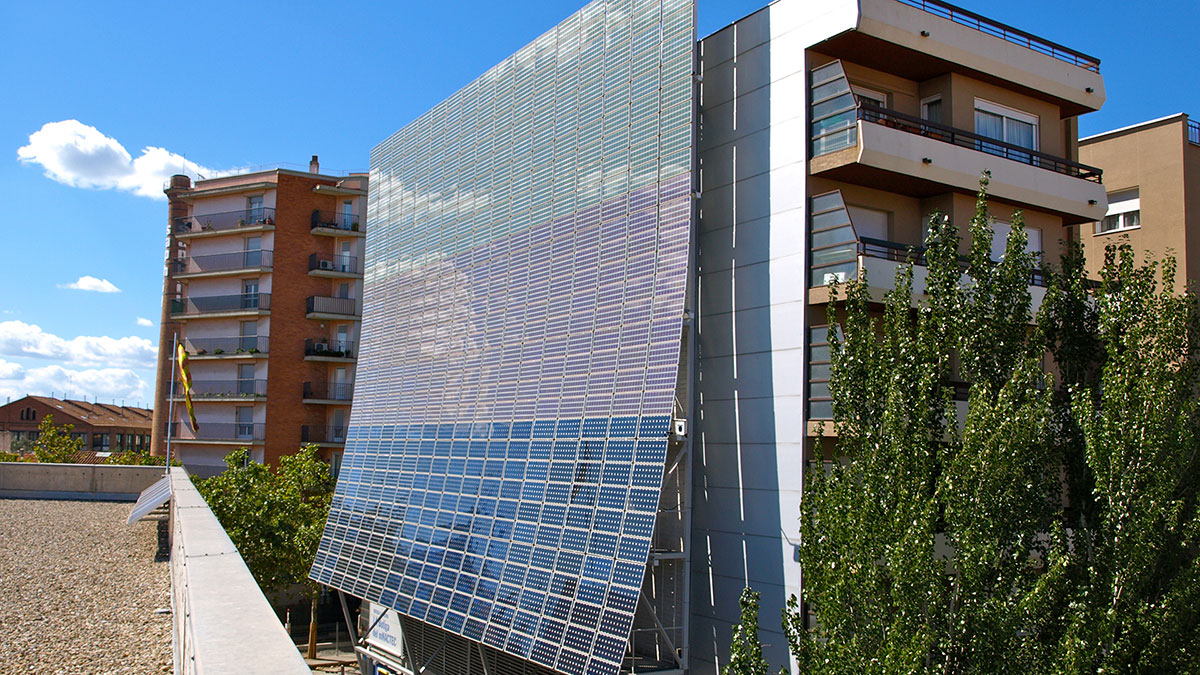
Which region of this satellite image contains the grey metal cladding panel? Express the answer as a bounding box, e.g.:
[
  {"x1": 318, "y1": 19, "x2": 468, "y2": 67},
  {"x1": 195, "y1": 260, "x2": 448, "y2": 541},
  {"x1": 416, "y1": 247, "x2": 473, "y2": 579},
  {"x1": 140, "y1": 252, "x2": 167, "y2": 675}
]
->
[{"x1": 312, "y1": 1, "x2": 695, "y2": 674}]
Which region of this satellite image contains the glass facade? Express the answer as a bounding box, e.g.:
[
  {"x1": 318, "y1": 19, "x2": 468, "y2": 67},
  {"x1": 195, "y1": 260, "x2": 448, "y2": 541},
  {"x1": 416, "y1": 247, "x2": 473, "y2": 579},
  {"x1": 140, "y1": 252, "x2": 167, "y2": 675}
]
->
[{"x1": 311, "y1": 1, "x2": 695, "y2": 674}]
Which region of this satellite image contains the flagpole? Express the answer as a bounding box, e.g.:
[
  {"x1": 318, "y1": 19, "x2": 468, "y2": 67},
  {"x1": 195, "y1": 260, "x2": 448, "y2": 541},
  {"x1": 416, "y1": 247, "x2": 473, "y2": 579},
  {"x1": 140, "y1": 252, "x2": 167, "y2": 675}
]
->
[{"x1": 166, "y1": 332, "x2": 178, "y2": 475}]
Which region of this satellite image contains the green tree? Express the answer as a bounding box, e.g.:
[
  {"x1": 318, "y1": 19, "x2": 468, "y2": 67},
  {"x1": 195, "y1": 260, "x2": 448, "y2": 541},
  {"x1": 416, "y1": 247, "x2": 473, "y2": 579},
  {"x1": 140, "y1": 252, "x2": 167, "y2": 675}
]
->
[
  {"x1": 782, "y1": 179, "x2": 1200, "y2": 672},
  {"x1": 32, "y1": 414, "x2": 84, "y2": 463},
  {"x1": 726, "y1": 588, "x2": 771, "y2": 675},
  {"x1": 103, "y1": 449, "x2": 179, "y2": 466},
  {"x1": 194, "y1": 445, "x2": 334, "y2": 659}
]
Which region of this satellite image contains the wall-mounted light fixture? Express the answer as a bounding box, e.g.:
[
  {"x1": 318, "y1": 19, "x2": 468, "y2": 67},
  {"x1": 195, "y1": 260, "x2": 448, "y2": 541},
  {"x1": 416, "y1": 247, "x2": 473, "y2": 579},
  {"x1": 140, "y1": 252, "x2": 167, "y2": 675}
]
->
[
  {"x1": 922, "y1": 157, "x2": 932, "y2": 164},
  {"x1": 920, "y1": 30, "x2": 930, "y2": 37}
]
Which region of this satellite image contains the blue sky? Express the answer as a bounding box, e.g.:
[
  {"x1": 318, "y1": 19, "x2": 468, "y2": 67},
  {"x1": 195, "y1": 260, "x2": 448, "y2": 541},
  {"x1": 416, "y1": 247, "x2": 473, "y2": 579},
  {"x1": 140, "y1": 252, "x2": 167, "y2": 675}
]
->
[{"x1": 0, "y1": 0, "x2": 1194, "y2": 407}]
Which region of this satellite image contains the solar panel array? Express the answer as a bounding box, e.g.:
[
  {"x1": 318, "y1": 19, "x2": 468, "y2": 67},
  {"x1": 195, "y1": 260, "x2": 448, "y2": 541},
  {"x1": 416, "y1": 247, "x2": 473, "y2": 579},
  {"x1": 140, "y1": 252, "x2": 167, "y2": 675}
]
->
[{"x1": 310, "y1": 1, "x2": 695, "y2": 674}]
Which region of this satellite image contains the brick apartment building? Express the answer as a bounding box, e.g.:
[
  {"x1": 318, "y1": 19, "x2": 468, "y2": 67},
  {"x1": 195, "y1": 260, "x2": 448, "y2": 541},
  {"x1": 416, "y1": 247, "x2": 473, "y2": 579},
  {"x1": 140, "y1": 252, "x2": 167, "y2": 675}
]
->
[
  {"x1": 0, "y1": 395, "x2": 152, "y2": 456},
  {"x1": 149, "y1": 157, "x2": 365, "y2": 476}
]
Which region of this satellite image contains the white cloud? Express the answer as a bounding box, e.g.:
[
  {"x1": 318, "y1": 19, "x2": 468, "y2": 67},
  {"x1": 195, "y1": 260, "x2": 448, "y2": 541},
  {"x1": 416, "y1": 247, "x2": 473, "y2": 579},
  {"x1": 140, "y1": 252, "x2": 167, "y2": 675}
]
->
[
  {"x1": 17, "y1": 120, "x2": 213, "y2": 200},
  {"x1": 0, "y1": 321, "x2": 156, "y2": 369},
  {"x1": 0, "y1": 358, "x2": 148, "y2": 403},
  {"x1": 58, "y1": 275, "x2": 121, "y2": 293},
  {"x1": 136, "y1": 317, "x2": 154, "y2": 327}
]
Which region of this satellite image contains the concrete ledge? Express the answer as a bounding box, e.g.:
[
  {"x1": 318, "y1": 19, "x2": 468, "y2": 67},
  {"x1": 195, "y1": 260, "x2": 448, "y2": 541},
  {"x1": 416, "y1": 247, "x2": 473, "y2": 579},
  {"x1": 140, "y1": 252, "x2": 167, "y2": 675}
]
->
[
  {"x1": 169, "y1": 467, "x2": 309, "y2": 674},
  {"x1": 0, "y1": 463, "x2": 166, "y2": 501}
]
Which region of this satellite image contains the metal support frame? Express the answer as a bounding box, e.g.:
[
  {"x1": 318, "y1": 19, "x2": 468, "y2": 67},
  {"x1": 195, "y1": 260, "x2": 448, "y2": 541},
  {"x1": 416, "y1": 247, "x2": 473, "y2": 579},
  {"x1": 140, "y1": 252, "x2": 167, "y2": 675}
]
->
[{"x1": 639, "y1": 591, "x2": 683, "y2": 668}]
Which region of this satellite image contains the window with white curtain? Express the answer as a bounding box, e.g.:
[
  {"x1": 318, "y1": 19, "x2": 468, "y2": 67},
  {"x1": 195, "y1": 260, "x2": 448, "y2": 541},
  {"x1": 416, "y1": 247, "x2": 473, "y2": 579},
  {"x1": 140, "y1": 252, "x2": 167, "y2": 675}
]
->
[
  {"x1": 975, "y1": 99, "x2": 1039, "y2": 160},
  {"x1": 1097, "y1": 188, "x2": 1140, "y2": 234},
  {"x1": 990, "y1": 221, "x2": 1042, "y2": 262}
]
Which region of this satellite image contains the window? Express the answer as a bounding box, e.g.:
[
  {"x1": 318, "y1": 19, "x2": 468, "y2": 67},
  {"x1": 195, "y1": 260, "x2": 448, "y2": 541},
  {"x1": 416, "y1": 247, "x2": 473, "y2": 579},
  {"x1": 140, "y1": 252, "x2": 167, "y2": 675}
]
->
[
  {"x1": 240, "y1": 321, "x2": 258, "y2": 352},
  {"x1": 1097, "y1": 188, "x2": 1140, "y2": 234},
  {"x1": 974, "y1": 99, "x2": 1038, "y2": 159},
  {"x1": 852, "y1": 85, "x2": 888, "y2": 110},
  {"x1": 846, "y1": 205, "x2": 889, "y2": 242},
  {"x1": 247, "y1": 195, "x2": 264, "y2": 222},
  {"x1": 921, "y1": 95, "x2": 943, "y2": 125},
  {"x1": 990, "y1": 221, "x2": 1042, "y2": 262},
  {"x1": 242, "y1": 279, "x2": 260, "y2": 308},
  {"x1": 238, "y1": 364, "x2": 256, "y2": 395},
  {"x1": 236, "y1": 407, "x2": 254, "y2": 439},
  {"x1": 244, "y1": 236, "x2": 262, "y2": 267},
  {"x1": 93, "y1": 433, "x2": 110, "y2": 451}
]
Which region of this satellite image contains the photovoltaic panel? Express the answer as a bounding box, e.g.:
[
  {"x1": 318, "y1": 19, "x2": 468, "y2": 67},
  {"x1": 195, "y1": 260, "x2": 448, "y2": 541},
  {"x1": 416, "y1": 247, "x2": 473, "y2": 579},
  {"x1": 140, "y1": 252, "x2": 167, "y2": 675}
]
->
[{"x1": 311, "y1": 1, "x2": 694, "y2": 674}]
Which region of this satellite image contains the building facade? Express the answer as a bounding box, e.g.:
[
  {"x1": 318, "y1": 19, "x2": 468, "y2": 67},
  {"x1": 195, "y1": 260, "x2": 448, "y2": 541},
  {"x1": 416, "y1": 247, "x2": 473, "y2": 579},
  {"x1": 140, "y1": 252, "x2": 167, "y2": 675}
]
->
[
  {"x1": 1079, "y1": 113, "x2": 1200, "y2": 292},
  {"x1": 314, "y1": 0, "x2": 1106, "y2": 674},
  {"x1": 0, "y1": 395, "x2": 152, "y2": 456},
  {"x1": 149, "y1": 160, "x2": 366, "y2": 476}
]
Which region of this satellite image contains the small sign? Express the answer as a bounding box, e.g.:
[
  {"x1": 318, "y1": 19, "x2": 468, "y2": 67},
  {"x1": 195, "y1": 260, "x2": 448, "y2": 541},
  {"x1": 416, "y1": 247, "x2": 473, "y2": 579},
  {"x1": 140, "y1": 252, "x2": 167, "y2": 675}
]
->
[{"x1": 366, "y1": 602, "x2": 404, "y2": 660}]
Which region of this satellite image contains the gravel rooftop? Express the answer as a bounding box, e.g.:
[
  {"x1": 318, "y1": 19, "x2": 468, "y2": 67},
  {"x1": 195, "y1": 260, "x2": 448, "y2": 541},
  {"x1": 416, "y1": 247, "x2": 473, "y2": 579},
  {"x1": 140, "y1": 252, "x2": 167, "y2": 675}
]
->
[{"x1": 0, "y1": 499, "x2": 171, "y2": 674}]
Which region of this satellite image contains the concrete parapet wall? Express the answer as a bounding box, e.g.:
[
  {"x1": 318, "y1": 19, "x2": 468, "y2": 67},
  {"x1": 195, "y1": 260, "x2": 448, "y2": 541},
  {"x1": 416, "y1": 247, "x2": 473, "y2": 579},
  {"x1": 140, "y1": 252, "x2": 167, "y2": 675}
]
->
[
  {"x1": 168, "y1": 467, "x2": 309, "y2": 674},
  {"x1": 0, "y1": 462, "x2": 165, "y2": 501}
]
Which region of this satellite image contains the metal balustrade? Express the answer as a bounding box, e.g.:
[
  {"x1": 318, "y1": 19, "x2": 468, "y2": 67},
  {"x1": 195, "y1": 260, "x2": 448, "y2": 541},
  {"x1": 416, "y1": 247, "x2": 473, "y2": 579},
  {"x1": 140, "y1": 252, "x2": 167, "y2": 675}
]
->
[
  {"x1": 165, "y1": 422, "x2": 266, "y2": 442},
  {"x1": 304, "y1": 339, "x2": 356, "y2": 358},
  {"x1": 173, "y1": 379, "x2": 268, "y2": 398},
  {"x1": 173, "y1": 208, "x2": 276, "y2": 234},
  {"x1": 309, "y1": 210, "x2": 362, "y2": 232},
  {"x1": 170, "y1": 293, "x2": 271, "y2": 315},
  {"x1": 173, "y1": 250, "x2": 273, "y2": 275},
  {"x1": 303, "y1": 382, "x2": 354, "y2": 402},
  {"x1": 305, "y1": 296, "x2": 358, "y2": 316},
  {"x1": 308, "y1": 253, "x2": 360, "y2": 274},
  {"x1": 300, "y1": 425, "x2": 349, "y2": 444},
  {"x1": 185, "y1": 336, "x2": 268, "y2": 355}
]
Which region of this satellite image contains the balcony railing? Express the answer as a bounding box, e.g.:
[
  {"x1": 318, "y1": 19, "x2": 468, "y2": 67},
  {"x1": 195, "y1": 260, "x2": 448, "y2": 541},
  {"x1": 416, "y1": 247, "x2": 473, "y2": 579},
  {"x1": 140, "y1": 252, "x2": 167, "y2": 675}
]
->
[
  {"x1": 1189, "y1": 119, "x2": 1200, "y2": 146},
  {"x1": 305, "y1": 339, "x2": 356, "y2": 358},
  {"x1": 308, "y1": 253, "x2": 361, "y2": 275},
  {"x1": 170, "y1": 293, "x2": 271, "y2": 315},
  {"x1": 173, "y1": 379, "x2": 268, "y2": 398},
  {"x1": 306, "y1": 296, "x2": 358, "y2": 317},
  {"x1": 813, "y1": 235, "x2": 1048, "y2": 288},
  {"x1": 174, "y1": 208, "x2": 276, "y2": 234},
  {"x1": 857, "y1": 102, "x2": 1103, "y2": 182},
  {"x1": 166, "y1": 421, "x2": 265, "y2": 442},
  {"x1": 894, "y1": 0, "x2": 1100, "y2": 72},
  {"x1": 303, "y1": 382, "x2": 354, "y2": 402},
  {"x1": 185, "y1": 336, "x2": 268, "y2": 356},
  {"x1": 300, "y1": 425, "x2": 348, "y2": 444},
  {"x1": 310, "y1": 210, "x2": 362, "y2": 233},
  {"x1": 173, "y1": 250, "x2": 273, "y2": 275}
]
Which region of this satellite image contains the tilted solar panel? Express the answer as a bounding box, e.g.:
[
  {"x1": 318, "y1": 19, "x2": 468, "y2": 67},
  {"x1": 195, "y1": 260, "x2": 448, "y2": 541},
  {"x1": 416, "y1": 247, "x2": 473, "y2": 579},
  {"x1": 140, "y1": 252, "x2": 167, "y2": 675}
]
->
[{"x1": 311, "y1": 1, "x2": 694, "y2": 673}]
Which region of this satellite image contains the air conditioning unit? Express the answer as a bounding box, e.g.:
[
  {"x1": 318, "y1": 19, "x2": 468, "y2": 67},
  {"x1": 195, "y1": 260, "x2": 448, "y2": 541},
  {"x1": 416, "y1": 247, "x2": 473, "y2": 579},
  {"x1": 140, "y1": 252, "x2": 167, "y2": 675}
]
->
[
  {"x1": 313, "y1": 342, "x2": 329, "y2": 353},
  {"x1": 672, "y1": 418, "x2": 688, "y2": 440},
  {"x1": 318, "y1": 259, "x2": 335, "y2": 271}
]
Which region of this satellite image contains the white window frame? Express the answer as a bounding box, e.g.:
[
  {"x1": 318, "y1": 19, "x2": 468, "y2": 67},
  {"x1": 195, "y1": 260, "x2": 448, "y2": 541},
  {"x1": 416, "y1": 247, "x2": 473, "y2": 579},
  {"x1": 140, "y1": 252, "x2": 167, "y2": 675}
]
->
[
  {"x1": 852, "y1": 85, "x2": 888, "y2": 109},
  {"x1": 1096, "y1": 189, "x2": 1141, "y2": 235},
  {"x1": 974, "y1": 98, "x2": 1039, "y2": 151},
  {"x1": 920, "y1": 95, "x2": 943, "y2": 123}
]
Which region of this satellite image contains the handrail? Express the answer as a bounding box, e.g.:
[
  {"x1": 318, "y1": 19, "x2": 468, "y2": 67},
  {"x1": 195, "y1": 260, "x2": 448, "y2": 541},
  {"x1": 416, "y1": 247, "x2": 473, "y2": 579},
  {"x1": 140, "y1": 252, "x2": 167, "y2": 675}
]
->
[
  {"x1": 165, "y1": 422, "x2": 266, "y2": 441},
  {"x1": 304, "y1": 339, "x2": 356, "y2": 358},
  {"x1": 174, "y1": 250, "x2": 273, "y2": 274},
  {"x1": 893, "y1": 0, "x2": 1100, "y2": 72},
  {"x1": 308, "y1": 253, "x2": 361, "y2": 274},
  {"x1": 856, "y1": 236, "x2": 1047, "y2": 287},
  {"x1": 300, "y1": 425, "x2": 349, "y2": 444},
  {"x1": 172, "y1": 379, "x2": 268, "y2": 398},
  {"x1": 306, "y1": 296, "x2": 359, "y2": 316},
  {"x1": 171, "y1": 293, "x2": 271, "y2": 315},
  {"x1": 1189, "y1": 119, "x2": 1200, "y2": 146},
  {"x1": 303, "y1": 382, "x2": 354, "y2": 401},
  {"x1": 185, "y1": 336, "x2": 268, "y2": 355},
  {"x1": 174, "y1": 208, "x2": 276, "y2": 234},
  {"x1": 857, "y1": 102, "x2": 1103, "y2": 182}
]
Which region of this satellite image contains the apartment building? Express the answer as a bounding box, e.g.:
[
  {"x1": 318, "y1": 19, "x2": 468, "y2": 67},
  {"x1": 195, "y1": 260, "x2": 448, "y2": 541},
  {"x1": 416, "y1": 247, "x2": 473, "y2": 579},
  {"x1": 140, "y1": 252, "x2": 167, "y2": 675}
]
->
[
  {"x1": 0, "y1": 395, "x2": 152, "y2": 456},
  {"x1": 1079, "y1": 113, "x2": 1200, "y2": 292},
  {"x1": 149, "y1": 158, "x2": 366, "y2": 477},
  {"x1": 312, "y1": 0, "x2": 1105, "y2": 674}
]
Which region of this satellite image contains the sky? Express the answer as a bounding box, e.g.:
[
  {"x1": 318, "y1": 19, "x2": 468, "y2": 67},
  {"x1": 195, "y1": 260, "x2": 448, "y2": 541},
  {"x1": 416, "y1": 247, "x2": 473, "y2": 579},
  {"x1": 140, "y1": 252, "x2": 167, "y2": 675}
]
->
[{"x1": 0, "y1": 0, "x2": 1195, "y2": 408}]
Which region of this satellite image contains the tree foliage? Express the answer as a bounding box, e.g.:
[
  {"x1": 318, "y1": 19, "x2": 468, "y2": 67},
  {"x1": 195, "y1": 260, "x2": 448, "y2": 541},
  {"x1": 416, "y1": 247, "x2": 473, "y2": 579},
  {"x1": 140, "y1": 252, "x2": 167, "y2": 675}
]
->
[
  {"x1": 193, "y1": 445, "x2": 333, "y2": 594},
  {"x1": 32, "y1": 414, "x2": 84, "y2": 463},
  {"x1": 726, "y1": 587, "x2": 772, "y2": 675},
  {"x1": 783, "y1": 178, "x2": 1200, "y2": 672}
]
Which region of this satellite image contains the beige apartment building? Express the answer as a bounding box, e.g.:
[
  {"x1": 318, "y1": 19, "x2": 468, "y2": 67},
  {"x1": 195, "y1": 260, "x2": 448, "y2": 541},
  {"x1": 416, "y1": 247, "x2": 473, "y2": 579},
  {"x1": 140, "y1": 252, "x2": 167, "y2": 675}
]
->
[
  {"x1": 149, "y1": 158, "x2": 365, "y2": 477},
  {"x1": 1079, "y1": 113, "x2": 1200, "y2": 292}
]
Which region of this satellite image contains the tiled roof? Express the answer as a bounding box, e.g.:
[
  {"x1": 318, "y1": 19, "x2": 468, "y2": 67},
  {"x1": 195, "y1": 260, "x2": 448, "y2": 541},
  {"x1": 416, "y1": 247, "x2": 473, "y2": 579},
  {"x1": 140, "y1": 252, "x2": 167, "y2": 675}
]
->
[{"x1": 24, "y1": 396, "x2": 153, "y2": 429}]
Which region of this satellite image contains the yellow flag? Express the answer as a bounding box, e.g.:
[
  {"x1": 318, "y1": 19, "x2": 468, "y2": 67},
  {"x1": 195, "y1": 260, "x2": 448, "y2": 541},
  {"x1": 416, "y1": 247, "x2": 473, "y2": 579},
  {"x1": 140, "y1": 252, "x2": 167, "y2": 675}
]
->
[{"x1": 177, "y1": 343, "x2": 199, "y2": 432}]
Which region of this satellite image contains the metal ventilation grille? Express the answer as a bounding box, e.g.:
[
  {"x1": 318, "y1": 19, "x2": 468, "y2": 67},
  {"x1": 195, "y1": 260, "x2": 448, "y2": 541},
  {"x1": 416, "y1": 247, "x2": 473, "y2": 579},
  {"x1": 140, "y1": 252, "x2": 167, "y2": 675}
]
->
[{"x1": 311, "y1": 0, "x2": 695, "y2": 674}]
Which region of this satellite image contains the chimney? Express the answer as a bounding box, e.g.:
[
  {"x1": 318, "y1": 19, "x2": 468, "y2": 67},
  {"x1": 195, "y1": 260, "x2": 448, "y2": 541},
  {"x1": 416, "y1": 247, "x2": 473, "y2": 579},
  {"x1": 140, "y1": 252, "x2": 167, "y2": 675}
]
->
[{"x1": 310, "y1": 155, "x2": 319, "y2": 174}]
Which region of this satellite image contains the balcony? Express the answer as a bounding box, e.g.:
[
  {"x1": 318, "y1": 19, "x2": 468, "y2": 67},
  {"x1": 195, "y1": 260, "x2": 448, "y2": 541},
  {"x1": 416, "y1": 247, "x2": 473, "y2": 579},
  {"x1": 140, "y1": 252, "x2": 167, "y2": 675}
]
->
[
  {"x1": 812, "y1": 101, "x2": 1106, "y2": 223},
  {"x1": 300, "y1": 425, "x2": 348, "y2": 445},
  {"x1": 185, "y1": 336, "x2": 268, "y2": 358},
  {"x1": 306, "y1": 296, "x2": 359, "y2": 320},
  {"x1": 310, "y1": 210, "x2": 363, "y2": 236},
  {"x1": 172, "y1": 379, "x2": 267, "y2": 400},
  {"x1": 307, "y1": 253, "x2": 361, "y2": 277},
  {"x1": 304, "y1": 339, "x2": 356, "y2": 361},
  {"x1": 808, "y1": 191, "x2": 1047, "y2": 315},
  {"x1": 173, "y1": 250, "x2": 273, "y2": 278},
  {"x1": 303, "y1": 382, "x2": 353, "y2": 404},
  {"x1": 170, "y1": 293, "x2": 271, "y2": 319},
  {"x1": 174, "y1": 208, "x2": 276, "y2": 237},
  {"x1": 166, "y1": 421, "x2": 265, "y2": 444}
]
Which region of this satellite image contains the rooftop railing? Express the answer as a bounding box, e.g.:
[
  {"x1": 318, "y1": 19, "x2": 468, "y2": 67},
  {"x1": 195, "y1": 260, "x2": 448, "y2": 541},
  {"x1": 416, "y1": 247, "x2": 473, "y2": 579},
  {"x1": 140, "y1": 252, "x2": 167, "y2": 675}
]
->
[
  {"x1": 310, "y1": 210, "x2": 363, "y2": 233},
  {"x1": 303, "y1": 382, "x2": 354, "y2": 402},
  {"x1": 185, "y1": 336, "x2": 268, "y2": 356},
  {"x1": 1189, "y1": 119, "x2": 1200, "y2": 146},
  {"x1": 170, "y1": 293, "x2": 271, "y2": 316},
  {"x1": 894, "y1": 0, "x2": 1100, "y2": 72},
  {"x1": 173, "y1": 208, "x2": 276, "y2": 234},
  {"x1": 308, "y1": 253, "x2": 361, "y2": 275},
  {"x1": 172, "y1": 379, "x2": 267, "y2": 398},
  {"x1": 306, "y1": 296, "x2": 359, "y2": 317},
  {"x1": 173, "y1": 250, "x2": 273, "y2": 275},
  {"x1": 304, "y1": 339, "x2": 356, "y2": 358},
  {"x1": 858, "y1": 102, "x2": 1103, "y2": 182}
]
